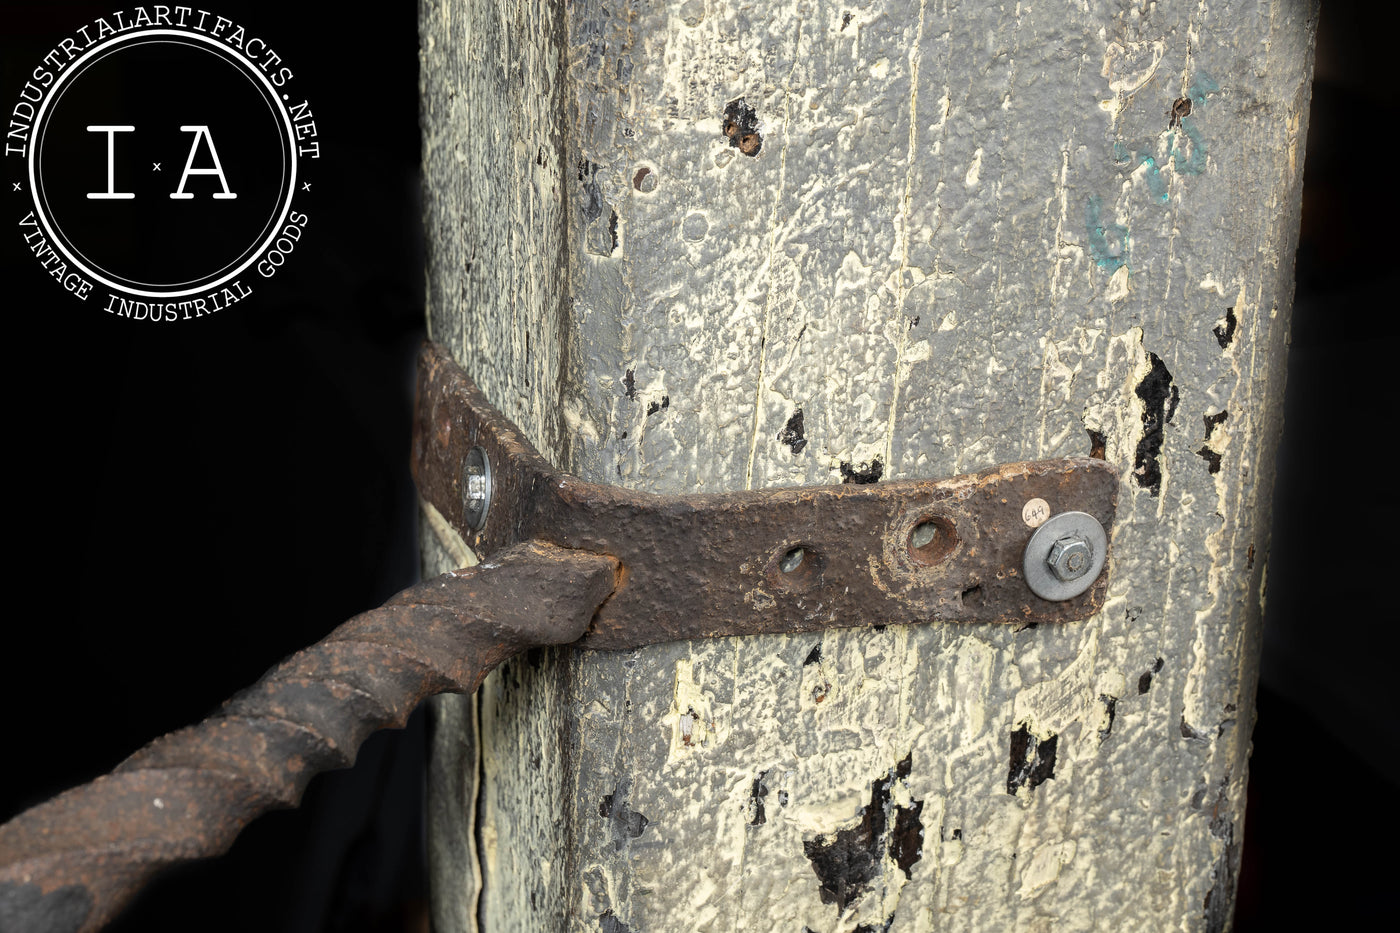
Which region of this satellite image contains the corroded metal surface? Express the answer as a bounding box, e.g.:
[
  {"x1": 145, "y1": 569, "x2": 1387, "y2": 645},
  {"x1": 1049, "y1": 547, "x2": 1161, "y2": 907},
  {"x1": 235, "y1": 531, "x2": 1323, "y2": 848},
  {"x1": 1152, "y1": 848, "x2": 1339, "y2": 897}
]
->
[
  {"x1": 412, "y1": 342, "x2": 1120, "y2": 648},
  {"x1": 1, "y1": 345, "x2": 1118, "y2": 933},
  {"x1": 0, "y1": 543, "x2": 619, "y2": 933}
]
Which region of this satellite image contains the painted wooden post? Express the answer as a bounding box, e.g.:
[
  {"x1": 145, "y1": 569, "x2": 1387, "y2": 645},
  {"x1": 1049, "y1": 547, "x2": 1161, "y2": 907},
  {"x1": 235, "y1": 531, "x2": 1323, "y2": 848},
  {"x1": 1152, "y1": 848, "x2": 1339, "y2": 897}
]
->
[{"x1": 417, "y1": 1, "x2": 1317, "y2": 930}]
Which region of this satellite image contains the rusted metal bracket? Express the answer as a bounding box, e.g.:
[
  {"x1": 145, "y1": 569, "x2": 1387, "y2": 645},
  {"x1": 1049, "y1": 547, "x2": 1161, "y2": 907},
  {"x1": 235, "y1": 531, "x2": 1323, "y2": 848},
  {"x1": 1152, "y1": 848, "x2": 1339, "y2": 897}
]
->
[
  {"x1": 412, "y1": 342, "x2": 1119, "y2": 644},
  {"x1": 0, "y1": 343, "x2": 1118, "y2": 933}
]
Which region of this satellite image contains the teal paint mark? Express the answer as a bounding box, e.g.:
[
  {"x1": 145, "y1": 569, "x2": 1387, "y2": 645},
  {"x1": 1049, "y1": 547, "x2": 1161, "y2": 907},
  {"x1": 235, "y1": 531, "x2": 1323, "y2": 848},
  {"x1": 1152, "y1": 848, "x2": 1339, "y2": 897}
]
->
[
  {"x1": 1113, "y1": 142, "x2": 1171, "y2": 202},
  {"x1": 1170, "y1": 118, "x2": 1208, "y2": 175},
  {"x1": 1085, "y1": 196, "x2": 1129, "y2": 272},
  {"x1": 1139, "y1": 155, "x2": 1170, "y2": 202},
  {"x1": 1188, "y1": 71, "x2": 1219, "y2": 108}
]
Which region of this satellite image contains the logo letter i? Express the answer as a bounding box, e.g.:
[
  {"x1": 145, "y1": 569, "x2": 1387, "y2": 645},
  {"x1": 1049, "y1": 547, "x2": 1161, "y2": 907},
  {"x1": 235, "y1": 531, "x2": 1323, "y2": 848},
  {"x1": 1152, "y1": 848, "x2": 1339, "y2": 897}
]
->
[{"x1": 86, "y1": 125, "x2": 136, "y2": 199}]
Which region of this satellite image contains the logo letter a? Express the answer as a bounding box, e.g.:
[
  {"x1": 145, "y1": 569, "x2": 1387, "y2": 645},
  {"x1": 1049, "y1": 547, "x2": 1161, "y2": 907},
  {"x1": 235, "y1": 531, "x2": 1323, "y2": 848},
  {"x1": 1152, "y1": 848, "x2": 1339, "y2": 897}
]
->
[{"x1": 169, "y1": 126, "x2": 237, "y2": 200}]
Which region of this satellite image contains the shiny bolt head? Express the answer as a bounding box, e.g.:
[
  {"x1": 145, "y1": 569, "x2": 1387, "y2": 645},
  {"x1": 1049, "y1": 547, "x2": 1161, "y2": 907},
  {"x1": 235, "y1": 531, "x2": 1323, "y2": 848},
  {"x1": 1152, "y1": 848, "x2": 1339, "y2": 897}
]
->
[
  {"x1": 462, "y1": 446, "x2": 493, "y2": 531},
  {"x1": 1046, "y1": 535, "x2": 1093, "y2": 582}
]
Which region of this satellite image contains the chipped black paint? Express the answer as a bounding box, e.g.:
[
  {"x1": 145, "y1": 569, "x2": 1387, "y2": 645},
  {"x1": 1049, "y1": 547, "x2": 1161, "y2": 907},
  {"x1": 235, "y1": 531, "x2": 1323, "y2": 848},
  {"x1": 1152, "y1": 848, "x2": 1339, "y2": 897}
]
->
[
  {"x1": 748, "y1": 770, "x2": 770, "y2": 825},
  {"x1": 578, "y1": 159, "x2": 604, "y2": 221},
  {"x1": 599, "y1": 908, "x2": 634, "y2": 933},
  {"x1": 1087, "y1": 428, "x2": 1108, "y2": 460},
  {"x1": 802, "y1": 754, "x2": 924, "y2": 910},
  {"x1": 803, "y1": 644, "x2": 822, "y2": 666},
  {"x1": 1006, "y1": 724, "x2": 1058, "y2": 794},
  {"x1": 599, "y1": 782, "x2": 650, "y2": 850},
  {"x1": 1201, "y1": 822, "x2": 1239, "y2": 933},
  {"x1": 1180, "y1": 717, "x2": 1208, "y2": 741},
  {"x1": 624, "y1": 369, "x2": 636, "y2": 400},
  {"x1": 1133, "y1": 352, "x2": 1178, "y2": 496},
  {"x1": 778, "y1": 409, "x2": 809, "y2": 454},
  {"x1": 722, "y1": 98, "x2": 762, "y2": 156},
  {"x1": 608, "y1": 209, "x2": 619, "y2": 255},
  {"x1": 891, "y1": 799, "x2": 924, "y2": 879},
  {"x1": 840, "y1": 457, "x2": 884, "y2": 485},
  {"x1": 1169, "y1": 96, "x2": 1192, "y2": 128},
  {"x1": 1203, "y1": 773, "x2": 1233, "y2": 838},
  {"x1": 1097, "y1": 694, "x2": 1118, "y2": 742},
  {"x1": 1138, "y1": 656, "x2": 1164, "y2": 694},
  {"x1": 1198, "y1": 410, "x2": 1228, "y2": 473},
  {"x1": 1213, "y1": 307, "x2": 1238, "y2": 349},
  {"x1": 645, "y1": 396, "x2": 670, "y2": 416}
]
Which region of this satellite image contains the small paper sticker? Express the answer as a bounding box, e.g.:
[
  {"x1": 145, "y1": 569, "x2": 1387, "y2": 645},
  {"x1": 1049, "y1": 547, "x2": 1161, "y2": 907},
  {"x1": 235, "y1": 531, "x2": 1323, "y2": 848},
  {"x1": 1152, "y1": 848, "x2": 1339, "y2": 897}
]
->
[{"x1": 1022, "y1": 498, "x2": 1050, "y2": 528}]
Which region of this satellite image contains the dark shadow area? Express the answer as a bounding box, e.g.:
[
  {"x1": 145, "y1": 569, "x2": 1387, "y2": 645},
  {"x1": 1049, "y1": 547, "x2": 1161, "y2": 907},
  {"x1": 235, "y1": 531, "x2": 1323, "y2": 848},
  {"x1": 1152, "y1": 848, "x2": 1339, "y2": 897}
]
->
[
  {"x1": 1237, "y1": 0, "x2": 1400, "y2": 927},
  {"x1": 0, "y1": 3, "x2": 428, "y2": 931}
]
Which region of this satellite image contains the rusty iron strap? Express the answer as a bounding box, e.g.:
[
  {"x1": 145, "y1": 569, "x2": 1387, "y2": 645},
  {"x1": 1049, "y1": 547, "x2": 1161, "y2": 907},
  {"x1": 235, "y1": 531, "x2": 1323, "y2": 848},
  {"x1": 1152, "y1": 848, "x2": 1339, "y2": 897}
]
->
[
  {"x1": 0, "y1": 342, "x2": 1118, "y2": 933},
  {"x1": 0, "y1": 542, "x2": 618, "y2": 933},
  {"x1": 412, "y1": 341, "x2": 1119, "y2": 645}
]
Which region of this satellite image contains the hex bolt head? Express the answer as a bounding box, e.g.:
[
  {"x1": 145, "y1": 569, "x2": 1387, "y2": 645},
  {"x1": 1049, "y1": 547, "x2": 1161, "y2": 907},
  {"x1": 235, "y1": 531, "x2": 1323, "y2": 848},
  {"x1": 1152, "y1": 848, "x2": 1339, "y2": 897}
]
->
[
  {"x1": 1047, "y1": 534, "x2": 1093, "y2": 582},
  {"x1": 1022, "y1": 511, "x2": 1109, "y2": 601},
  {"x1": 462, "y1": 446, "x2": 493, "y2": 531}
]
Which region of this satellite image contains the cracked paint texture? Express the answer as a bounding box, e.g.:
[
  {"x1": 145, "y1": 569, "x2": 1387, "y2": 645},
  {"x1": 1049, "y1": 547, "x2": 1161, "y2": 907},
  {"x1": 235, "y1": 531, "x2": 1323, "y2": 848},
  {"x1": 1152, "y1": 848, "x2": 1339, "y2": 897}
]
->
[{"x1": 421, "y1": 0, "x2": 1317, "y2": 930}]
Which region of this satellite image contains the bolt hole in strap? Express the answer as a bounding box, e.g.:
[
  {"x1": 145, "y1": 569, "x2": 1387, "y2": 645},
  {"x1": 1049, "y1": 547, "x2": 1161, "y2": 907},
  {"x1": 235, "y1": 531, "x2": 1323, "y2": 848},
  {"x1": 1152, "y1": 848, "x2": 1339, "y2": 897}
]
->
[{"x1": 0, "y1": 342, "x2": 1117, "y2": 933}]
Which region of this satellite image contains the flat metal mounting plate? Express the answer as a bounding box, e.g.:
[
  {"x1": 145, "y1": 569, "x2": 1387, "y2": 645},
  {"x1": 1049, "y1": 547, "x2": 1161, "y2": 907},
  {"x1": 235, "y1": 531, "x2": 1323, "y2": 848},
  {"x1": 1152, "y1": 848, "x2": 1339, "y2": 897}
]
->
[{"x1": 411, "y1": 344, "x2": 1119, "y2": 648}]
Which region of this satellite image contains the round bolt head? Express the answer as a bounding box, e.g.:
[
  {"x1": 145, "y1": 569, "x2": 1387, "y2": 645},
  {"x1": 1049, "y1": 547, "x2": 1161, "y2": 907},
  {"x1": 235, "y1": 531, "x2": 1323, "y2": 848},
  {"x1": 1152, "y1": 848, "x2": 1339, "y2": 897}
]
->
[
  {"x1": 1023, "y1": 511, "x2": 1108, "y2": 601},
  {"x1": 1047, "y1": 535, "x2": 1093, "y2": 582},
  {"x1": 461, "y1": 446, "x2": 493, "y2": 532}
]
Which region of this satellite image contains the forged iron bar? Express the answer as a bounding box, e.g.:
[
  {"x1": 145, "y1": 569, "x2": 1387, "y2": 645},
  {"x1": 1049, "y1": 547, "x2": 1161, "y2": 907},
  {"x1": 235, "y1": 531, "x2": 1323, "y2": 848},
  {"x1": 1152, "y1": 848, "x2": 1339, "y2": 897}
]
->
[
  {"x1": 412, "y1": 343, "x2": 1120, "y2": 643},
  {"x1": 0, "y1": 542, "x2": 619, "y2": 933}
]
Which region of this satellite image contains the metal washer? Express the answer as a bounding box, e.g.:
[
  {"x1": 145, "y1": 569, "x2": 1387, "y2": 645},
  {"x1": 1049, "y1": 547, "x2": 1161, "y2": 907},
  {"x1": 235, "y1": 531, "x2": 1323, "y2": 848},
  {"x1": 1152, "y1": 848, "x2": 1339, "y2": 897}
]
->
[{"x1": 1023, "y1": 511, "x2": 1108, "y2": 601}]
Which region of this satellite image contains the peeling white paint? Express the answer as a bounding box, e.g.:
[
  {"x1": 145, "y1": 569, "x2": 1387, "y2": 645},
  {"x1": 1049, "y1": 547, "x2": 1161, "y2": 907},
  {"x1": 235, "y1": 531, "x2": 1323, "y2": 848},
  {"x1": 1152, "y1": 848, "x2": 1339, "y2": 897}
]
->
[
  {"x1": 423, "y1": 1, "x2": 1317, "y2": 929},
  {"x1": 964, "y1": 147, "x2": 984, "y2": 188}
]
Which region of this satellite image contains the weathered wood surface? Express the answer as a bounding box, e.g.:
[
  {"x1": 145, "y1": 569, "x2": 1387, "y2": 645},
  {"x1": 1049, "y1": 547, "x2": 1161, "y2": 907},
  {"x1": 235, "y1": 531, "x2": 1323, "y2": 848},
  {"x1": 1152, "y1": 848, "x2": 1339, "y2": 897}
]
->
[{"x1": 419, "y1": 0, "x2": 1317, "y2": 929}]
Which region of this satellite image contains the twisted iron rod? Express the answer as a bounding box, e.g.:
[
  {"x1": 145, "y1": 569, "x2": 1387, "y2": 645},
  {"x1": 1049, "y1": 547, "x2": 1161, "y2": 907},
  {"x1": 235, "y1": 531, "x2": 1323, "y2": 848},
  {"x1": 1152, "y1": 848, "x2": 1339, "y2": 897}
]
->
[{"x1": 0, "y1": 541, "x2": 619, "y2": 933}]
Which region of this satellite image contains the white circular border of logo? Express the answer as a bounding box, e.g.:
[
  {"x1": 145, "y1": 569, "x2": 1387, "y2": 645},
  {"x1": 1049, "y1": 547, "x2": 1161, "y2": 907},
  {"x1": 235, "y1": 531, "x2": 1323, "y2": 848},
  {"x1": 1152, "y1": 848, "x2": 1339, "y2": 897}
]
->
[{"x1": 26, "y1": 28, "x2": 299, "y2": 299}]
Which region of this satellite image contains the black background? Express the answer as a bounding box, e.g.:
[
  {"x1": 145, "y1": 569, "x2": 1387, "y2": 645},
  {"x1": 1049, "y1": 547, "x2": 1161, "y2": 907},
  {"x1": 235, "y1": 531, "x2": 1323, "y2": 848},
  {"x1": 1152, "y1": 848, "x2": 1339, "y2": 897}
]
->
[
  {"x1": 2, "y1": 4, "x2": 429, "y2": 931},
  {"x1": 1, "y1": 3, "x2": 1396, "y2": 931}
]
